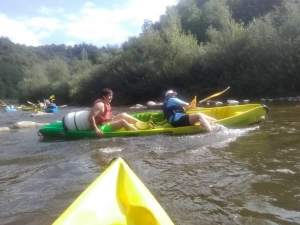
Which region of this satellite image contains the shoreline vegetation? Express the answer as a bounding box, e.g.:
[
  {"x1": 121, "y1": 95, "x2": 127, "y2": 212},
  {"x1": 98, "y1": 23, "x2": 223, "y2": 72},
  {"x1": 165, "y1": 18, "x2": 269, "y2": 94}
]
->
[
  {"x1": 2, "y1": 95, "x2": 300, "y2": 111},
  {"x1": 1, "y1": 0, "x2": 300, "y2": 106}
]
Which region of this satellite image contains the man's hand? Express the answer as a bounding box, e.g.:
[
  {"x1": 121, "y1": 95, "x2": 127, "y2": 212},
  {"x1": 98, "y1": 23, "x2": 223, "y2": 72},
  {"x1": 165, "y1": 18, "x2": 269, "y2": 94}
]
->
[{"x1": 95, "y1": 128, "x2": 103, "y2": 137}]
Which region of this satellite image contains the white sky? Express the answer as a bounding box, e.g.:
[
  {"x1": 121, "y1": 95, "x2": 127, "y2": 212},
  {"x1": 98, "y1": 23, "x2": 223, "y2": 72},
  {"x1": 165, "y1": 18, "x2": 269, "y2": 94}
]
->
[{"x1": 0, "y1": 0, "x2": 178, "y2": 47}]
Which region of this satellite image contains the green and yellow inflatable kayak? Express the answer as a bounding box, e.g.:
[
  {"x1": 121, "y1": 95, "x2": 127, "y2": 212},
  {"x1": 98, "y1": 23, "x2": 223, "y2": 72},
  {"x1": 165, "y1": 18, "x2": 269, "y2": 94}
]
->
[
  {"x1": 39, "y1": 104, "x2": 268, "y2": 139},
  {"x1": 53, "y1": 157, "x2": 174, "y2": 225}
]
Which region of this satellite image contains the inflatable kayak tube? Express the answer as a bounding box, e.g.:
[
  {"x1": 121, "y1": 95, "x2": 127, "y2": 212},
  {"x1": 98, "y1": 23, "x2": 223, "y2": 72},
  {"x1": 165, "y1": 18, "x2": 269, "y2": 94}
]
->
[{"x1": 62, "y1": 110, "x2": 91, "y2": 131}]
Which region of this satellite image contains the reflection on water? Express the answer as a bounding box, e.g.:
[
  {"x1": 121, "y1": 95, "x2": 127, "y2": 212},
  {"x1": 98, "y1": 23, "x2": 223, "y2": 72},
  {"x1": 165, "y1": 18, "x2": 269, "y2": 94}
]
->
[{"x1": 0, "y1": 103, "x2": 299, "y2": 225}]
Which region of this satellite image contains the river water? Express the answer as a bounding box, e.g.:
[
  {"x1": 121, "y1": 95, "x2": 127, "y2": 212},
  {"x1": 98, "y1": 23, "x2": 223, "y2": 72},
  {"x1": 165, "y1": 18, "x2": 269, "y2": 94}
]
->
[{"x1": 0, "y1": 102, "x2": 299, "y2": 225}]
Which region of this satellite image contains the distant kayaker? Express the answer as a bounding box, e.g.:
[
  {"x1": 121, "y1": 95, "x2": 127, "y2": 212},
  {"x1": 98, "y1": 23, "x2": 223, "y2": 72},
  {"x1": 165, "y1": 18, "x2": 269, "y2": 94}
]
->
[
  {"x1": 44, "y1": 99, "x2": 57, "y2": 109},
  {"x1": 88, "y1": 88, "x2": 141, "y2": 137},
  {"x1": 7, "y1": 104, "x2": 15, "y2": 109},
  {"x1": 163, "y1": 90, "x2": 216, "y2": 132}
]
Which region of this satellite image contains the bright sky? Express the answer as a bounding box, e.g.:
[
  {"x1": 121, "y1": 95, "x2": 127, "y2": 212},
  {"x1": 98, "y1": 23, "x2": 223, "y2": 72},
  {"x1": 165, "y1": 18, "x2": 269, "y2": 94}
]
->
[{"x1": 0, "y1": 0, "x2": 178, "y2": 47}]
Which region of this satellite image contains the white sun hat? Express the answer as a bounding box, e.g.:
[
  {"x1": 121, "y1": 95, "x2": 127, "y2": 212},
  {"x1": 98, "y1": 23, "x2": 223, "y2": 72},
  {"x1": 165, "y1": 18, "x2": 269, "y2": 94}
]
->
[{"x1": 165, "y1": 90, "x2": 177, "y2": 97}]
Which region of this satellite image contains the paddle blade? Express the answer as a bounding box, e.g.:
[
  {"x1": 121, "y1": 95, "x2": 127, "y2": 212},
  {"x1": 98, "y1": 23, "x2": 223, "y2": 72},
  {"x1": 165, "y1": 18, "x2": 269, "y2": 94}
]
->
[
  {"x1": 0, "y1": 99, "x2": 7, "y2": 106},
  {"x1": 27, "y1": 101, "x2": 35, "y2": 105},
  {"x1": 199, "y1": 86, "x2": 230, "y2": 103},
  {"x1": 49, "y1": 95, "x2": 55, "y2": 99},
  {"x1": 190, "y1": 96, "x2": 197, "y2": 109}
]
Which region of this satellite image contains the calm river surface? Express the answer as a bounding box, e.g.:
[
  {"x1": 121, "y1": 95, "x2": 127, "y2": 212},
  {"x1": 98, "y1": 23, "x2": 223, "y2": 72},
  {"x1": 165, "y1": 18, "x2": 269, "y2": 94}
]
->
[{"x1": 0, "y1": 102, "x2": 299, "y2": 225}]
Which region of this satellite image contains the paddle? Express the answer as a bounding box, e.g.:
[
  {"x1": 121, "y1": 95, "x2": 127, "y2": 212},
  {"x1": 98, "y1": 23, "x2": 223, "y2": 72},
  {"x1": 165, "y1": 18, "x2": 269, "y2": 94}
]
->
[
  {"x1": 190, "y1": 96, "x2": 197, "y2": 109},
  {"x1": 49, "y1": 95, "x2": 55, "y2": 100},
  {"x1": 37, "y1": 100, "x2": 45, "y2": 108},
  {"x1": 0, "y1": 99, "x2": 7, "y2": 106},
  {"x1": 199, "y1": 86, "x2": 230, "y2": 103},
  {"x1": 27, "y1": 101, "x2": 36, "y2": 106}
]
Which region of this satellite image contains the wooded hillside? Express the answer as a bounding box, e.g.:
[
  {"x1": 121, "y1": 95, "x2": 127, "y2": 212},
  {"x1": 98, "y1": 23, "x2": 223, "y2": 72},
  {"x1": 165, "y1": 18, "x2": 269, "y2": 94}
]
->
[{"x1": 1, "y1": 0, "x2": 299, "y2": 105}]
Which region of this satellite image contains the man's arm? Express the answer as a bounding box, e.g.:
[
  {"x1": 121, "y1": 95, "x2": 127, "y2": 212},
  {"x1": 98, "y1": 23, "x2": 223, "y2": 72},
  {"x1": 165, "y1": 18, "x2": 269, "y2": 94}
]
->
[
  {"x1": 175, "y1": 98, "x2": 189, "y2": 109},
  {"x1": 88, "y1": 103, "x2": 104, "y2": 135},
  {"x1": 181, "y1": 102, "x2": 189, "y2": 109}
]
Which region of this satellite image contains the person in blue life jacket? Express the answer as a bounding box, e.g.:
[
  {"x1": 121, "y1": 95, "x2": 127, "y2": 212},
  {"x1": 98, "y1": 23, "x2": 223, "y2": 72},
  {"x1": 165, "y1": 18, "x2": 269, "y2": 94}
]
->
[
  {"x1": 163, "y1": 90, "x2": 216, "y2": 132},
  {"x1": 45, "y1": 99, "x2": 57, "y2": 109},
  {"x1": 6, "y1": 104, "x2": 15, "y2": 110},
  {"x1": 8, "y1": 104, "x2": 15, "y2": 109}
]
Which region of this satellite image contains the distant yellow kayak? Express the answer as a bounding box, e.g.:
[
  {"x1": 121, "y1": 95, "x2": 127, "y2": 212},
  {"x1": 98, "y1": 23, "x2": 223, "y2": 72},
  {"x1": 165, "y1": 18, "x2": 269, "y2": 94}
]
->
[
  {"x1": 22, "y1": 106, "x2": 42, "y2": 111},
  {"x1": 53, "y1": 157, "x2": 174, "y2": 225}
]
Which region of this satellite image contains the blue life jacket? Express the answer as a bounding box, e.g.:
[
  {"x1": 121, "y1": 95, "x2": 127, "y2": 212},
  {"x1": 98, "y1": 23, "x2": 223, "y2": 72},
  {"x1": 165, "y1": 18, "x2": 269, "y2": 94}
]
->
[
  {"x1": 48, "y1": 103, "x2": 57, "y2": 109},
  {"x1": 163, "y1": 97, "x2": 185, "y2": 122}
]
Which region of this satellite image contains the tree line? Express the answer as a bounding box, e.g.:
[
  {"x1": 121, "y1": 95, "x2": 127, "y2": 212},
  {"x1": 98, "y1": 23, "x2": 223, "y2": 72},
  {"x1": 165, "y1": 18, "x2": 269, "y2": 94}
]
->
[{"x1": 1, "y1": 0, "x2": 299, "y2": 105}]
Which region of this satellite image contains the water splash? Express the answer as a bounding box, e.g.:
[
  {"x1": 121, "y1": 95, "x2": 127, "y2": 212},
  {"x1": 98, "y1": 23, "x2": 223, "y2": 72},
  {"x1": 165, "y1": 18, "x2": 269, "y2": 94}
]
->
[{"x1": 98, "y1": 147, "x2": 123, "y2": 153}]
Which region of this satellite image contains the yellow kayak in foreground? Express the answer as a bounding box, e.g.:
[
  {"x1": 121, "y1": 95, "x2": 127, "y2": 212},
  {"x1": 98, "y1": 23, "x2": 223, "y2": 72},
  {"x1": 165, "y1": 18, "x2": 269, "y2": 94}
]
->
[{"x1": 53, "y1": 157, "x2": 174, "y2": 225}]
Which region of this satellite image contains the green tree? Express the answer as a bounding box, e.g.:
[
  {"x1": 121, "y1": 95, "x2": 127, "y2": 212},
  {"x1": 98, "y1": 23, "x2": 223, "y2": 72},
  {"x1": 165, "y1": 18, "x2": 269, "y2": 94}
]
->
[
  {"x1": 227, "y1": 0, "x2": 283, "y2": 24},
  {"x1": 0, "y1": 60, "x2": 23, "y2": 98},
  {"x1": 0, "y1": 78, "x2": 5, "y2": 98},
  {"x1": 45, "y1": 57, "x2": 70, "y2": 82},
  {"x1": 18, "y1": 62, "x2": 49, "y2": 102},
  {"x1": 203, "y1": 0, "x2": 233, "y2": 30},
  {"x1": 70, "y1": 58, "x2": 92, "y2": 75},
  {"x1": 176, "y1": 0, "x2": 206, "y2": 43}
]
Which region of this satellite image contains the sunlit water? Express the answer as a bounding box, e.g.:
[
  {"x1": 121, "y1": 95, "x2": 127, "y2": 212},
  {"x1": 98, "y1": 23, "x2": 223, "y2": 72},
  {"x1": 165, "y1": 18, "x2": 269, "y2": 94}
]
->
[{"x1": 0, "y1": 103, "x2": 299, "y2": 225}]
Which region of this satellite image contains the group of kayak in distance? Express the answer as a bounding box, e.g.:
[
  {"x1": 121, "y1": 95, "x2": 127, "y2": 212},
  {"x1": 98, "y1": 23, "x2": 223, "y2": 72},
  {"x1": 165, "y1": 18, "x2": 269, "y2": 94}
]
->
[
  {"x1": 2, "y1": 97, "x2": 58, "y2": 113},
  {"x1": 27, "y1": 98, "x2": 58, "y2": 113}
]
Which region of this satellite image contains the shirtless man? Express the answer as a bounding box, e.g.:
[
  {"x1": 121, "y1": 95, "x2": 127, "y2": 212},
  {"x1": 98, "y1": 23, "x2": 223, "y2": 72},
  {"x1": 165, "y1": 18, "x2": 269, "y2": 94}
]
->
[{"x1": 88, "y1": 88, "x2": 141, "y2": 137}]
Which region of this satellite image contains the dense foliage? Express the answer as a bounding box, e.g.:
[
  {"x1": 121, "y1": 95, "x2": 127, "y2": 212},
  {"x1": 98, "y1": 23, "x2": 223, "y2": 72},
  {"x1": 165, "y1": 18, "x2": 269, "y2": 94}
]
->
[{"x1": 1, "y1": 0, "x2": 300, "y2": 105}]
